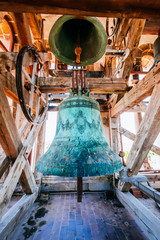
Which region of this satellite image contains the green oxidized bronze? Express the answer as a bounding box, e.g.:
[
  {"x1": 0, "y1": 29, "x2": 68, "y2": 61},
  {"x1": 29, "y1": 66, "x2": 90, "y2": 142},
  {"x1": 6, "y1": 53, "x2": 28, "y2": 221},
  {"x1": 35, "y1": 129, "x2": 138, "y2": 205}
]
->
[
  {"x1": 49, "y1": 15, "x2": 107, "y2": 66},
  {"x1": 36, "y1": 96, "x2": 123, "y2": 177}
]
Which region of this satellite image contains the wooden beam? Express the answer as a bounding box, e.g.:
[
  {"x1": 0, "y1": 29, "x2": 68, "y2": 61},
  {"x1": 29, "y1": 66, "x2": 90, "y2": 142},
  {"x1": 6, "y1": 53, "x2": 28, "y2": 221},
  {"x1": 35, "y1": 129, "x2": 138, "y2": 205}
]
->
[
  {"x1": 119, "y1": 126, "x2": 160, "y2": 155},
  {"x1": 19, "y1": 160, "x2": 37, "y2": 194},
  {"x1": 116, "y1": 188, "x2": 160, "y2": 240},
  {"x1": 0, "y1": 121, "x2": 42, "y2": 219},
  {"x1": 0, "y1": 1, "x2": 160, "y2": 18},
  {"x1": 120, "y1": 82, "x2": 160, "y2": 191},
  {"x1": 39, "y1": 77, "x2": 127, "y2": 94},
  {"x1": 120, "y1": 19, "x2": 146, "y2": 82},
  {"x1": 27, "y1": 13, "x2": 46, "y2": 51},
  {"x1": 35, "y1": 120, "x2": 46, "y2": 170},
  {"x1": 143, "y1": 19, "x2": 160, "y2": 35},
  {"x1": 0, "y1": 82, "x2": 22, "y2": 158},
  {"x1": 111, "y1": 62, "x2": 160, "y2": 117},
  {"x1": 0, "y1": 52, "x2": 52, "y2": 72},
  {"x1": 0, "y1": 192, "x2": 38, "y2": 239},
  {"x1": 27, "y1": 13, "x2": 42, "y2": 40},
  {"x1": 115, "y1": 18, "x2": 132, "y2": 47},
  {"x1": 127, "y1": 102, "x2": 147, "y2": 112},
  {"x1": 111, "y1": 118, "x2": 120, "y2": 154},
  {"x1": 0, "y1": 156, "x2": 10, "y2": 179},
  {"x1": 10, "y1": 13, "x2": 32, "y2": 47},
  {"x1": 0, "y1": 121, "x2": 31, "y2": 179}
]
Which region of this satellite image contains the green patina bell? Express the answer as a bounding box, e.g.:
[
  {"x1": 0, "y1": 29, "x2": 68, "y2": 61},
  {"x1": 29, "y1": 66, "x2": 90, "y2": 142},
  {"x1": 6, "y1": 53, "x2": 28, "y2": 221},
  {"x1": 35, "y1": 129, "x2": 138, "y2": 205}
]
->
[
  {"x1": 36, "y1": 96, "x2": 123, "y2": 177},
  {"x1": 49, "y1": 15, "x2": 107, "y2": 66}
]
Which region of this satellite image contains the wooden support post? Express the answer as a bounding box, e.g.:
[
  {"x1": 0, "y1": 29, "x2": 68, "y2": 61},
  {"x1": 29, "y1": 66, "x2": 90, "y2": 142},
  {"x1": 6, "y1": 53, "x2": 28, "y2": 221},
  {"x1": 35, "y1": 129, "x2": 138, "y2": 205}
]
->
[
  {"x1": 100, "y1": 111, "x2": 110, "y2": 143},
  {"x1": 77, "y1": 177, "x2": 83, "y2": 202},
  {"x1": 119, "y1": 82, "x2": 160, "y2": 191},
  {"x1": 134, "y1": 112, "x2": 152, "y2": 170},
  {"x1": 35, "y1": 120, "x2": 46, "y2": 170},
  {"x1": 111, "y1": 118, "x2": 119, "y2": 154}
]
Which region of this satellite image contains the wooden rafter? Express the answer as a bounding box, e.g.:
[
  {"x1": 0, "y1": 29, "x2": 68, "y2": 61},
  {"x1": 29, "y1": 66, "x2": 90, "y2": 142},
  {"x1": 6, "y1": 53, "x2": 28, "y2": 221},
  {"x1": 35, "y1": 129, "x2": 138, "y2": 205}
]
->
[
  {"x1": 0, "y1": 1, "x2": 160, "y2": 18},
  {"x1": 111, "y1": 62, "x2": 160, "y2": 117},
  {"x1": 119, "y1": 82, "x2": 160, "y2": 191}
]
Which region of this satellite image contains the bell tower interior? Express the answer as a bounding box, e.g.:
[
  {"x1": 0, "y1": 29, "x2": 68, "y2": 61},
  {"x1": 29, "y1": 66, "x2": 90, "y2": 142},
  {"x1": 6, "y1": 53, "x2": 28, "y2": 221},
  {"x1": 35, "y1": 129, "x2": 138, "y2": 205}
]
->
[{"x1": 0, "y1": 2, "x2": 160, "y2": 239}]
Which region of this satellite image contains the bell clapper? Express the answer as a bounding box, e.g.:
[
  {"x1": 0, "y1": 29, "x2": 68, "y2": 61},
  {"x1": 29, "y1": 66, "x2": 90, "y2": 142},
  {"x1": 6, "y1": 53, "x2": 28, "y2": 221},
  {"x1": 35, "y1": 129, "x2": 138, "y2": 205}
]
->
[
  {"x1": 77, "y1": 177, "x2": 83, "y2": 202},
  {"x1": 75, "y1": 45, "x2": 82, "y2": 64}
]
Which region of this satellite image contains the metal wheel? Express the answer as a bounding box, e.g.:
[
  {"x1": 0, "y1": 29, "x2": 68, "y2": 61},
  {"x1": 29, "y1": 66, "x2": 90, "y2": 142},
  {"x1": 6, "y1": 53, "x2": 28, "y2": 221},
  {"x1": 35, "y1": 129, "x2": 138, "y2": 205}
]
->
[
  {"x1": 106, "y1": 18, "x2": 121, "y2": 38},
  {"x1": 16, "y1": 46, "x2": 48, "y2": 124}
]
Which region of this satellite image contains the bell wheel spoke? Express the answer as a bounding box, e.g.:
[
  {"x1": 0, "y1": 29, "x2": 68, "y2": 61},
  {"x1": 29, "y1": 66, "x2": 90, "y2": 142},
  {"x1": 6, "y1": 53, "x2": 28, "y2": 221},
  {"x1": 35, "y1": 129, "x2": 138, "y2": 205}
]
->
[{"x1": 16, "y1": 46, "x2": 48, "y2": 124}]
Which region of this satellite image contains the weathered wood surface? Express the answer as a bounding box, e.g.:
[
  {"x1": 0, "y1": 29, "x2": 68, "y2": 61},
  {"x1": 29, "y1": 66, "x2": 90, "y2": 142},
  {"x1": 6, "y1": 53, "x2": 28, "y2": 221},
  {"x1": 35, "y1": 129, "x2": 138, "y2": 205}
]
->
[
  {"x1": 111, "y1": 118, "x2": 119, "y2": 154},
  {"x1": 0, "y1": 121, "x2": 32, "y2": 179},
  {"x1": 127, "y1": 102, "x2": 147, "y2": 112},
  {"x1": 0, "y1": 1, "x2": 160, "y2": 18},
  {"x1": 35, "y1": 120, "x2": 46, "y2": 170},
  {"x1": 111, "y1": 62, "x2": 160, "y2": 117},
  {"x1": 27, "y1": 13, "x2": 46, "y2": 51},
  {"x1": 143, "y1": 19, "x2": 160, "y2": 35},
  {"x1": 10, "y1": 13, "x2": 32, "y2": 47},
  {"x1": 0, "y1": 156, "x2": 10, "y2": 179},
  {"x1": 39, "y1": 77, "x2": 127, "y2": 94},
  {"x1": 119, "y1": 126, "x2": 160, "y2": 155},
  {"x1": 0, "y1": 82, "x2": 22, "y2": 159},
  {"x1": 0, "y1": 121, "x2": 42, "y2": 219},
  {"x1": 142, "y1": 173, "x2": 160, "y2": 182},
  {"x1": 115, "y1": 18, "x2": 132, "y2": 47},
  {"x1": 27, "y1": 13, "x2": 42, "y2": 40},
  {"x1": 0, "y1": 52, "x2": 51, "y2": 72},
  {"x1": 120, "y1": 19, "x2": 146, "y2": 82},
  {"x1": 116, "y1": 188, "x2": 160, "y2": 240},
  {"x1": 0, "y1": 71, "x2": 45, "y2": 113},
  {"x1": 0, "y1": 192, "x2": 38, "y2": 240},
  {"x1": 120, "y1": 82, "x2": 160, "y2": 191}
]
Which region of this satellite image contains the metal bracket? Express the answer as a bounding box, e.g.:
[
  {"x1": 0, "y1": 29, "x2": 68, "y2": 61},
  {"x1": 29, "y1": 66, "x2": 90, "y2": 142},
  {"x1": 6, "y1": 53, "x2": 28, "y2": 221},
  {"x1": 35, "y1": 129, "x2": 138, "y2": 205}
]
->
[{"x1": 119, "y1": 167, "x2": 151, "y2": 186}]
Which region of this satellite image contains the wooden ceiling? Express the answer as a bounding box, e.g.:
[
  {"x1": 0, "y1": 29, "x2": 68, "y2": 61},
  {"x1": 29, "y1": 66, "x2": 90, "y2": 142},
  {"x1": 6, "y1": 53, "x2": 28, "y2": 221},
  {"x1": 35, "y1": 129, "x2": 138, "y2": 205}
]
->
[{"x1": 0, "y1": 0, "x2": 160, "y2": 18}]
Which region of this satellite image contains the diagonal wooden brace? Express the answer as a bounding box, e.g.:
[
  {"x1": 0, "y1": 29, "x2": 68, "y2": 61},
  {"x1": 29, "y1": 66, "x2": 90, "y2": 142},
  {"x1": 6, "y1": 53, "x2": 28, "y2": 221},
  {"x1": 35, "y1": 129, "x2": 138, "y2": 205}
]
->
[{"x1": 119, "y1": 82, "x2": 160, "y2": 191}]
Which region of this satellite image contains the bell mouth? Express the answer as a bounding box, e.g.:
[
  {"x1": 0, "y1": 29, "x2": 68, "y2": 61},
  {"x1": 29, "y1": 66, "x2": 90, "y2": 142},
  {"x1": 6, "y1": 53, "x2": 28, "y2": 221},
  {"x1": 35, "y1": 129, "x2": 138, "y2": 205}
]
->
[{"x1": 49, "y1": 15, "x2": 107, "y2": 66}]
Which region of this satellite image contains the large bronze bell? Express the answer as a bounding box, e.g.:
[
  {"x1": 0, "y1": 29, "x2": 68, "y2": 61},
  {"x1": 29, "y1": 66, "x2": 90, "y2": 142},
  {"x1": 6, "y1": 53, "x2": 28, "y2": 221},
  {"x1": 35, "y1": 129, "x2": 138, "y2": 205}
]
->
[
  {"x1": 49, "y1": 15, "x2": 107, "y2": 66},
  {"x1": 36, "y1": 95, "x2": 123, "y2": 177}
]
